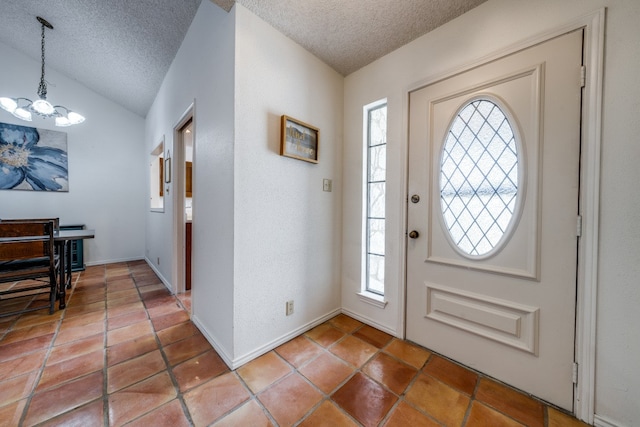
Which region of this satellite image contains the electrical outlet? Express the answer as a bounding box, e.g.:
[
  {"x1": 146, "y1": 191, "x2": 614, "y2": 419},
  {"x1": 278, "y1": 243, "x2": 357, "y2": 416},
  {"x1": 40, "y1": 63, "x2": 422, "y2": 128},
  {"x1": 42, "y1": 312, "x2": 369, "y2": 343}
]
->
[
  {"x1": 323, "y1": 179, "x2": 332, "y2": 192},
  {"x1": 286, "y1": 300, "x2": 294, "y2": 316}
]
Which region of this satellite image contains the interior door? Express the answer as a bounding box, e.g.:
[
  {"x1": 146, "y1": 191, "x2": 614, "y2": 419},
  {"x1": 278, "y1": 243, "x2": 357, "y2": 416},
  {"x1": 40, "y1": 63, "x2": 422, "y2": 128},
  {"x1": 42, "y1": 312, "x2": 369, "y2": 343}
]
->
[{"x1": 406, "y1": 30, "x2": 583, "y2": 410}]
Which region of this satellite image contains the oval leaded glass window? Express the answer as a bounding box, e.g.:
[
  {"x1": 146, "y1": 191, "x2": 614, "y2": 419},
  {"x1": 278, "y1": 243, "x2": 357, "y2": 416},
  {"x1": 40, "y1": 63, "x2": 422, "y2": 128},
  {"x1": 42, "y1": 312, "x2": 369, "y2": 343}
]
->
[{"x1": 439, "y1": 98, "x2": 520, "y2": 257}]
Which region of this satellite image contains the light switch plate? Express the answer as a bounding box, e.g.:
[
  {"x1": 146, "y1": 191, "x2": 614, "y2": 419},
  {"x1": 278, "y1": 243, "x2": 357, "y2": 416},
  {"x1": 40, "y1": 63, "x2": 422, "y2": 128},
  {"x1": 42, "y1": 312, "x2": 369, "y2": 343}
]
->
[{"x1": 323, "y1": 179, "x2": 332, "y2": 192}]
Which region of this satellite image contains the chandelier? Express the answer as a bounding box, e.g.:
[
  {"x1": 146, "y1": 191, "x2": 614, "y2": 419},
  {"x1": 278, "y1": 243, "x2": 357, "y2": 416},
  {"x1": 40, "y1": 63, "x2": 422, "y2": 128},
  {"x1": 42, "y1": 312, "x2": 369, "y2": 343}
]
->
[{"x1": 0, "y1": 17, "x2": 85, "y2": 127}]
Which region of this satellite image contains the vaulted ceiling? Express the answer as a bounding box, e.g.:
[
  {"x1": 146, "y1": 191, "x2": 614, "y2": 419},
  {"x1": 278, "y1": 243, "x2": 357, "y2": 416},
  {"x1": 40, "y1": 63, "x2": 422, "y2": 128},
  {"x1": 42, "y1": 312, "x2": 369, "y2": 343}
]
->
[{"x1": 0, "y1": 0, "x2": 486, "y2": 117}]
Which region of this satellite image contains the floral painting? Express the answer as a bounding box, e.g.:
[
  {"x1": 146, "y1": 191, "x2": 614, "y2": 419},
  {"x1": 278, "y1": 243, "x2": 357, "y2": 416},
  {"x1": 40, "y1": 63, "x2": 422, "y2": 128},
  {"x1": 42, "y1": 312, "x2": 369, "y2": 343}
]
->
[{"x1": 0, "y1": 122, "x2": 68, "y2": 191}]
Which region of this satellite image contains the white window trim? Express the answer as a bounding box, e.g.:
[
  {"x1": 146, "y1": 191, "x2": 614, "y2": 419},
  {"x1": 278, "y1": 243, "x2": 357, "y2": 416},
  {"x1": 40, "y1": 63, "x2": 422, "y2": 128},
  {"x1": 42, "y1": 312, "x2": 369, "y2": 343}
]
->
[
  {"x1": 357, "y1": 290, "x2": 388, "y2": 309},
  {"x1": 360, "y1": 98, "x2": 388, "y2": 305}
]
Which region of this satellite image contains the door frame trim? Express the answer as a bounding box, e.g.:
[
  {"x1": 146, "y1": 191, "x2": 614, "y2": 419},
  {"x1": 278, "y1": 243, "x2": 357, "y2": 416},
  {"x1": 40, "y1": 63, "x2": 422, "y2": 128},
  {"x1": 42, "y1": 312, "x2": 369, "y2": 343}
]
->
[
  {"x1": 400, "y1": 9, "x2": 604, "y2": 423},
  {"x1": 172, "y1": 101, "x2": 195, "y2": 295}
]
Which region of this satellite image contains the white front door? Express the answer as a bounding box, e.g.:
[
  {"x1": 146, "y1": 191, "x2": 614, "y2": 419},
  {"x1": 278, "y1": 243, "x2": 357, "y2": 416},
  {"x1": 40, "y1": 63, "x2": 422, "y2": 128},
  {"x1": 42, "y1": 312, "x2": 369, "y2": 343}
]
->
[{"x1": 406, "y1": 30, "x2": 583, "y2": 410}]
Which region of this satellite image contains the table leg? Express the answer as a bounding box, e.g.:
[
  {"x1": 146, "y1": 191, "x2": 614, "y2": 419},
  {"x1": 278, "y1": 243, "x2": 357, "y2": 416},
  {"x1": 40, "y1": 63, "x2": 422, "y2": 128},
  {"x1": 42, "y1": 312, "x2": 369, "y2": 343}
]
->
[
  {"x1": 65, "y1": 240, "x2": 72, "y2": 289},
  {"x1": 57, "y1": 240, "x2": 68, "y2": 310}
]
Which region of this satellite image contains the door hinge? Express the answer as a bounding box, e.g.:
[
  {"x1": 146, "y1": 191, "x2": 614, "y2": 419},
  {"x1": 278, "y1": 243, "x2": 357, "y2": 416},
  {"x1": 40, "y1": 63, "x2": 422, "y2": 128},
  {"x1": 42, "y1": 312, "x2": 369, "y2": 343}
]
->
[
  {"x1": 572, "y1": 362, "x2": 579, "y2": 384},
  {"x1": 580, "y1": 66, "x2": 586, "y2": 88},
  {"x1": 576, "y1": 215, "x2": 583, "y2": 237}
]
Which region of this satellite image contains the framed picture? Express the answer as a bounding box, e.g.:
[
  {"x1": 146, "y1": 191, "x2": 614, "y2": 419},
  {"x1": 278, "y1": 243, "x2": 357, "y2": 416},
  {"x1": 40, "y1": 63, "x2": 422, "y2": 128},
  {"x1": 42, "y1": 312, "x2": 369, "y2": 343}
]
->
[
  {"x1": 280, "y1": 115, "x2": 319, "y2": 164},
  {"x1": 0, "y1": 121, "x2": 69, "y2": 191}
]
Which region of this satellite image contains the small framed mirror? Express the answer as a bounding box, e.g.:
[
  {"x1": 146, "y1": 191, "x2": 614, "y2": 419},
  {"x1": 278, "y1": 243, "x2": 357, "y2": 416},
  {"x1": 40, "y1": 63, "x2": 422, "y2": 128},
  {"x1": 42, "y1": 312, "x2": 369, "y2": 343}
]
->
[
  {"x1": 164, "y1": 151, "x2": 171, "y2": 184},
  {"x1": 150, "y1": 138, "x2": 164, "y2": 212}
]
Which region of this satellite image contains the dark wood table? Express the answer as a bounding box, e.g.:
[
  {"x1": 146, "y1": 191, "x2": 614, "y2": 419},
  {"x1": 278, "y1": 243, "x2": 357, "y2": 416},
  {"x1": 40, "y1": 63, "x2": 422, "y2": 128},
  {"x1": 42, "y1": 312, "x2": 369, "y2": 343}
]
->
[{"x1": 55, "y1": 229, "x2": 95, "y2": 308}]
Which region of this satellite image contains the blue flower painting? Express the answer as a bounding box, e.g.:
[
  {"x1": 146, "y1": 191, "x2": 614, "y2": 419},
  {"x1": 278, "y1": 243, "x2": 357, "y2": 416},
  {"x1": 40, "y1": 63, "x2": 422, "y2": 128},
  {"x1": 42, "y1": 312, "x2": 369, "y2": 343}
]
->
[{"x1": 0, "y1": 122, "x2": 68, "y2": 191}]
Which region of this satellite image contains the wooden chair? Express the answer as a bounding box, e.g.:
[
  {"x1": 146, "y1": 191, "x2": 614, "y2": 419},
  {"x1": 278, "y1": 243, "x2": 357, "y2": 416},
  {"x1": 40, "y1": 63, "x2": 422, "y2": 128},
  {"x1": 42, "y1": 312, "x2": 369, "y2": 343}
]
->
[
  {"x1": 0, "y1": 220, "x2": 59, "y2": 317},
  {"x1": 1, "y1": 217, "x2": 62, "y2": 281}
]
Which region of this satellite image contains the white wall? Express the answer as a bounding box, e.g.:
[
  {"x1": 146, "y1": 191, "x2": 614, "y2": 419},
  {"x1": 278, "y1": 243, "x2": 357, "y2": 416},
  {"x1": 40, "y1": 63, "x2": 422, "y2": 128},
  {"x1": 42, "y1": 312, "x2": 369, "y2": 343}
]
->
[
  {"x1": 146, "y1": 2, "x2": 343, "y2": 366},
  {"x1": 145, "y1": 0, "x2": 236, "y2": 358},
  {"x1": 233, "y1": 5, "x2": 344, "y2": 361},
  {"x1": 342, "y1": 1, "x2": 640, "y2": 425},
  {"x1": 0, "y1": 41, "x2": 145, "y2": 265}
]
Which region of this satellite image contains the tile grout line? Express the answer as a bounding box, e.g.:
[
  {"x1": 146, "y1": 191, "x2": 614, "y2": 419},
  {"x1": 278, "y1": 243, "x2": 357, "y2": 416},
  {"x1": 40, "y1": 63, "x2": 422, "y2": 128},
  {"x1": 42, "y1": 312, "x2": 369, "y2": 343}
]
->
[
  {"x1": 375, "y1": 351, "x2": 437, "y2": 427},
  {"x1": 236, "y1": 329, "x2": 359, "y2": 426},
  {"x1": 105, "y1": 264, "x2": 156, "y2": 425},
  {"x1": 236, "y1": 345, "x2": 324, "y2": 426},
  {"x1": 70, "y1": 264, "x2": 148, "y2": 426},
  {"x1": 4, "y1": 265, "x2": 586, "y2": 427},
  {"x1": 294, "y1": 327, "x2": 364, "y2": 425},
  {"x1": 0, "y1": 293, "x2": 30, "y2": 341},
  {"x1": 100, "y1": 265, "x2": 112, "y2": 427},
  {"x1": 460, "y1": 359, "x2": 482, "y2": 427},
  {"x1": 417, "y1": 346, "x2": 549, "y2": 426},
  {"x1": 274, "y1": 322, "x2": 422, "y2": 427},
  {"x1": 369, "y1": 339, "x2": 432, "y2": 426},
  {"x1": 305, "y1": 323, "x2": 388, "y2": 426},
  {"x1": 308, "y1": 322, "x2": 491, "y2": 426},
  {"x1": 269, "y1": 352, "x2": 334, "y2": 427},
  {"x1": 128, "y1": 264, "x2": 197, "y2": 427},
  {"x1": 223, "y1": 371, "x2": 280, "y2": 426},
  {"x1": 16, "y1": 267, "x2": 92, "y2": 426},
  {"x1": 16, "y1": 309, "x2": 62, "y2": 427},
  {"x1": 62, "y1": 265, "x2": 108, "y2": 426},
  {"x1": 327, "y1": 326, "x2": 409, "y2": 426},
  {"x1": 413, "y1": 354, "x2": 499, "y2": 426}
]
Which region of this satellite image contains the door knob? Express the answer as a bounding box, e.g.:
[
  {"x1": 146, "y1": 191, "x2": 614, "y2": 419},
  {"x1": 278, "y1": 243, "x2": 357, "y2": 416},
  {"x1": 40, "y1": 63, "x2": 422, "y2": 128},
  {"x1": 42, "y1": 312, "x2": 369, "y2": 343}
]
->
[
  {"x1": 409, "y1": 230, "x2": 419, "y2": 239},
  {"x1": 411, "y1": 194, "x2": 420, "y2": 203}
]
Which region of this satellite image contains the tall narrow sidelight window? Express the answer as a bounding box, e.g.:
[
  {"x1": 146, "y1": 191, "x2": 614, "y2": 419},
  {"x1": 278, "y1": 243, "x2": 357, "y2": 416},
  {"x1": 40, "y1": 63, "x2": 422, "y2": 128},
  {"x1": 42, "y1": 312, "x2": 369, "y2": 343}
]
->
[{"x1": 365, "y1": 102, "x2": 387, "y2": 295}]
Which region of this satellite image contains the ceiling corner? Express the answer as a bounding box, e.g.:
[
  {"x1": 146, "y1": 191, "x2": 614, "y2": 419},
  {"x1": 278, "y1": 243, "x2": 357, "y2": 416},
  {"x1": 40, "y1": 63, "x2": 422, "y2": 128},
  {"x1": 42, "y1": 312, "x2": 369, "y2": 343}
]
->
[{"x1": 209, "y1": 0, "x2": 235, "y2": 12}]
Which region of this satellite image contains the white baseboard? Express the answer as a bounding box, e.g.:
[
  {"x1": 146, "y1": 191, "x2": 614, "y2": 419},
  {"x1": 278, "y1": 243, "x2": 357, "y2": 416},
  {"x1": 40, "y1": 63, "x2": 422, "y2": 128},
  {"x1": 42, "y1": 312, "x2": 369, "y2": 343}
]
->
[
  {"x1": 84, "y1": 257, "x2": 172, "y2": 293},
  {"x1": 85, "y1": 256, "x2": 144, "y2": 267},
  {"x1": 341, "y1": 308, "x2": 399, "y2": 337},
  {"x1": 87, "y1": 257, "x2": 174, "y2": 294},
  {"x1": 193, "y1": 308, "x2": 342, "y2": 370},
  {"x1": 229, "y1": 309, "x2": 342, "y2": 369},
  {"x1": 191, "y1": 314, "x2": 235, "y2": 369},
  {"x1": 142, "y1": 257, "x2": 172, "y2": 292},
  {"x1": 594, "y1": 414, "x2": 624, "y2": 427}
]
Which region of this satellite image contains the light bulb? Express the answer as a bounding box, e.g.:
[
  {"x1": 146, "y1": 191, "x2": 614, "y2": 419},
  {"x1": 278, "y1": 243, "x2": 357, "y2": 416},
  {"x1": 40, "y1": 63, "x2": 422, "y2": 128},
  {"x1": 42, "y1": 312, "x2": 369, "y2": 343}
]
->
[
  {"x1": 0, "y1": 97, "x2": 17, "y2": 113},
  {"x1": 13, "y1": 108, "x2": 32, "y2": 121},
  {"x1": 32, "y1": 99, "x2": 55, "y2": 115},
  {"x1": 55, "y1": 116, "x2": 71, "y2": 127},
  {"x1": 67, "y1": 111, "x2": 85, "y2": 124}
]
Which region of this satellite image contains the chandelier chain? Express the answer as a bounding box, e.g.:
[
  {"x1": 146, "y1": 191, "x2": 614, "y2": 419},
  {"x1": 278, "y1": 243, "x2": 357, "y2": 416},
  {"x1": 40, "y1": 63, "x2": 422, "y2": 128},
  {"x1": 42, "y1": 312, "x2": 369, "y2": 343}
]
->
[
  {"x1": 0, "y1": 16, "x2": 85, "y2": 126},
  {"x1": 37, "y1": 20, "x2": 47, "y2": 100}
]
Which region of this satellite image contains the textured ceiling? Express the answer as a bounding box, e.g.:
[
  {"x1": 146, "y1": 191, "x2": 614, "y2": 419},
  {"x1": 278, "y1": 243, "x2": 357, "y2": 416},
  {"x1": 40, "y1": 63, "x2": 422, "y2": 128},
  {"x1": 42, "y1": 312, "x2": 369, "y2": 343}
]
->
[
  {"x1": 0, "y1": 0, "x2": 487, "y2": 117},
  {"x1": 0, "y1": 0, "x2": 202, "y2": 117},
  {"x1": 226, "y1": 0, "x2": 488, "y2": 76}
]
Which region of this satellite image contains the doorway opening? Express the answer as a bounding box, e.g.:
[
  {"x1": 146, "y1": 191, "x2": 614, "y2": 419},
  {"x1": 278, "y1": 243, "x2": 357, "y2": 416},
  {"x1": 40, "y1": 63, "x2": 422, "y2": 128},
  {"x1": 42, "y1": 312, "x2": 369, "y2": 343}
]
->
[
  {"x1": 183, "y1": 119, "x2": 193, "y2": 292},
  {"x1": 172, "y1": 105, "x2": 194, "y2": 312}
]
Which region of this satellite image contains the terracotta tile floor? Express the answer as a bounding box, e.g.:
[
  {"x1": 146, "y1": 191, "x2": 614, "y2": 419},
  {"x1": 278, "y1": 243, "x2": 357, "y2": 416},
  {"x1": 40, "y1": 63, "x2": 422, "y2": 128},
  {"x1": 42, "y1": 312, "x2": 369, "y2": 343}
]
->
[{"x1": 0, "y1": 261, "x2": 591, "y2": 426}]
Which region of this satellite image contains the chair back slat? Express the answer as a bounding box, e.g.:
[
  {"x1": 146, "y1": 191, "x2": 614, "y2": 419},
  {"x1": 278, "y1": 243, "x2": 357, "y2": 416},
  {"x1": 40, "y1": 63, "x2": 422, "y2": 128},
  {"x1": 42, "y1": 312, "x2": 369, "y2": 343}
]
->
[
  {"x1": 0, "y1": 218, "x2": 59, "y2": 231},
  {"x1": 0, "y1": 221, "x2": 55, "y2": 262}
]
